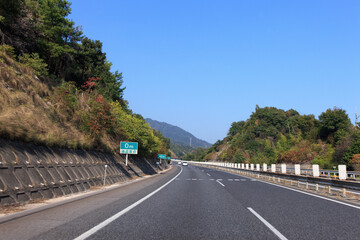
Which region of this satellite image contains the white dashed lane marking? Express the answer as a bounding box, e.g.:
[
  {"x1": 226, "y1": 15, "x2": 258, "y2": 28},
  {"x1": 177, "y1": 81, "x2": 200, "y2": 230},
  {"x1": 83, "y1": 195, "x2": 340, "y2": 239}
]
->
[{"x1": 175, "y1": 178, "x2": 250, "y2": 182}]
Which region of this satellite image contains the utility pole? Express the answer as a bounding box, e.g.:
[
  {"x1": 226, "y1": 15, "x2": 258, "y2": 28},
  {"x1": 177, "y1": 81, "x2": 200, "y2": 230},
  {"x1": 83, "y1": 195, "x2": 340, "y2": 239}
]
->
[{"x1": 356, "y1": 107, "x2": 358, "y2": 127}]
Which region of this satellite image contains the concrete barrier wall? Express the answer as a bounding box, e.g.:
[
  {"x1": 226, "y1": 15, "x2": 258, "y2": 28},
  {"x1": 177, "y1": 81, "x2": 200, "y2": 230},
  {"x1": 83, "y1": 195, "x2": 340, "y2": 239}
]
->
[{"x1": 0, "y1": 140, "x2": 167, "y2": 206}]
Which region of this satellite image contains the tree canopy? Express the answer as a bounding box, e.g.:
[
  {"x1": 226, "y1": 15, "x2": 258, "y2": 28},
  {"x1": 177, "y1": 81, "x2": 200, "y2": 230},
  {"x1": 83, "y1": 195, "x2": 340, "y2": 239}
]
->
[
  {"x1": 190, "y1": 106, "x2": 359, "y2": 169},
  {"x1": 0, "y1": 0, "x2": 125, "y2": 103}
]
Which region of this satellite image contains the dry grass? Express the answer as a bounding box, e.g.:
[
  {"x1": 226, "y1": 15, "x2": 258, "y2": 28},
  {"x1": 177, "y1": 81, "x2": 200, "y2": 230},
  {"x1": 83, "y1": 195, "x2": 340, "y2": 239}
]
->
[{"x1": 0, "y1": 51, "x2": 112, "y2": 151}]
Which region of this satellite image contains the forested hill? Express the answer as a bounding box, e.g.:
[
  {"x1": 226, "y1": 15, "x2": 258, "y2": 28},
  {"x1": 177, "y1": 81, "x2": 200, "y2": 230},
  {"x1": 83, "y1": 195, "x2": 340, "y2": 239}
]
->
[
  {"x1": 0, "y1": 0, "x2": 170, "y2": 157},
  {"x1": 145, "y1": 118, "x2": 212, "y2": 149},
  {"x1": 186, "y1": 106, "x2": 360, "y2": 170}
]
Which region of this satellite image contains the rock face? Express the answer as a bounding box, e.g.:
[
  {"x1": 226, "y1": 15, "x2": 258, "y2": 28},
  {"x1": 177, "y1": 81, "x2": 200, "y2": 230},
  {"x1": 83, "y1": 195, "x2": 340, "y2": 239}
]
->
[{"x1": 0, "y1": 140, "x2": 167, "y2": 206}]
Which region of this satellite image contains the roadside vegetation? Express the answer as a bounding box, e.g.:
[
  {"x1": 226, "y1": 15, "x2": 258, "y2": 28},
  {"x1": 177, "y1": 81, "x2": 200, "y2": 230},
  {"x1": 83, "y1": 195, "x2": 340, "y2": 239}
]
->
[
  {"x1": 0, "y1": 0, "x2": 170, "y2": 157},
  {"x1": 185, "y1": 106, "x2": 360, "y2": 170}
]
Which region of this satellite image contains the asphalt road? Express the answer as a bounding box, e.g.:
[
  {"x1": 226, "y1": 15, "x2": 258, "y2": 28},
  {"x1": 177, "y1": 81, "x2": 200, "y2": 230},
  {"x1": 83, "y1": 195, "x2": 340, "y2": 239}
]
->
[{"x1": 1, "y1": 164, "x2": 360, "y2": 239}]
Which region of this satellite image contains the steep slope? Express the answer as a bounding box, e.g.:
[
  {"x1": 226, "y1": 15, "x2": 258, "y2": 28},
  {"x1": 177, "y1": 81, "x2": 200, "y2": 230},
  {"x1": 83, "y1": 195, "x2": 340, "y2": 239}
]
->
[{"x1": 0, "y1": 51, "x2": 168, "y2": 156}]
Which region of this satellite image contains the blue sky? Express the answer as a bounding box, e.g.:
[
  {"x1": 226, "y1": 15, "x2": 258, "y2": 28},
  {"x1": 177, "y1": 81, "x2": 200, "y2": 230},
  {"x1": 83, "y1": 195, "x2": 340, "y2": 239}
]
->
[{"x1": 70, "y1": 0, "x2": 360, "y2": 144}]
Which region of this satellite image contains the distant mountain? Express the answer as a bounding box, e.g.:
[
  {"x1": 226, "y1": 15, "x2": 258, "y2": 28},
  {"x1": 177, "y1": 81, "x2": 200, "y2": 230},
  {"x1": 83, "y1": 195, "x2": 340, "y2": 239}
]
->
[{"x1": 145, "y1": 118, "x2": 212, "y2": 149}]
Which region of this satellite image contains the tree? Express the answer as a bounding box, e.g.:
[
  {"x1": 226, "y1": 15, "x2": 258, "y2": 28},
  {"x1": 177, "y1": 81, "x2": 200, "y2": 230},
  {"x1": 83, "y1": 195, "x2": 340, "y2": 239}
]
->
[
  {"x1": 35, "y1": 0, "x2": 83, "y2": 79},
  {"x1": 319, "y1": 107, "x2": 351, "y2": 144},
  {"x1": 0, "y1": 0, "x2": 38, "y2": 53},
  {"x1": 228, "y1": 121, "x2": 245, "y2": 137}
]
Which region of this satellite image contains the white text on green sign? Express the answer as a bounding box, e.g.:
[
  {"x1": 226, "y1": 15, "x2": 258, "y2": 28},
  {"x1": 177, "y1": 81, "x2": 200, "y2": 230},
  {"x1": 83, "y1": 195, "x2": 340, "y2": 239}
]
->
[{"x1": 120, "y1": 142, "x2": 138, "y2": 154}]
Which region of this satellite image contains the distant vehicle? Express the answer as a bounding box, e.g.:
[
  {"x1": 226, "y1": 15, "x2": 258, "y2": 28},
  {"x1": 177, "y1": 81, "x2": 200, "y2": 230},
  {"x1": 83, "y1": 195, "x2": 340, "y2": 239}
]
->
[
  {"x1": 178, "y1": 161, "x2": 182, "y2": 165},
  {"x1": 182, "y1": 161, "x2": 188, "y2": 166}
]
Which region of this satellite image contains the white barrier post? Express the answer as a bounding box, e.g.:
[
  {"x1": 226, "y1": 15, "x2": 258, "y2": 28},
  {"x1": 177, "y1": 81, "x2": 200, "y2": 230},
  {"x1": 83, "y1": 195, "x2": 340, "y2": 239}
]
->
[
  {"x1": 256, "y1": 164, "x2": 260, "y2": 171},
  {"x1": 250, "y1": 164, "x2": 254, "y2": 170},
  {"x1": 294, "y1": 164, "x2": 301, "y2": 175},
  {"x1": 271, "y1": 164, "x2": 276, "y2": 172},
  {"x1": 263, "y1": 163, "x2": 267, "y2": 171},
  {"x1": 281, "y1": 164, "x2": 286, "y2": 174},
  {"x1": 241, "y1": 163, "x2": 245, "y2": 169},
  {"x1": 246, "y1": 164, "x2": 249, "y2": 170},
  {"x1": 338, "y1": 165, "x2": 347, "y2": 180},
  {"x1": 312, "y1": 164, "x2": 319, "y2": 177}
]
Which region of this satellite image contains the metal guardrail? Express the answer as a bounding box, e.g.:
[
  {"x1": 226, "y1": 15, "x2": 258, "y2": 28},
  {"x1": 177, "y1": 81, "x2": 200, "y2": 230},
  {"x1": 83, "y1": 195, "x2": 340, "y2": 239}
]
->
[
  {"x1": 190, "y1": 161, "x2": 360, "y2": 192},
  {"x1": 191, "y1": 162, "x2": 358, "y2": 181},
  {"x1": 191, "y1": 162, "x2": 360, "y2": 197},
  {"x1": 276, "y1": 167, "x2": 360, "y2": 181}
]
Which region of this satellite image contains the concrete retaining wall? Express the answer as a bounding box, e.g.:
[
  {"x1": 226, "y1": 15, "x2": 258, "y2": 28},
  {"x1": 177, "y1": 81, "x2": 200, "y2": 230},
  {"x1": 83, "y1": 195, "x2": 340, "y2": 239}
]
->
[{"x1": 0, "y1": 139, "x2": 167, "y2": 206}]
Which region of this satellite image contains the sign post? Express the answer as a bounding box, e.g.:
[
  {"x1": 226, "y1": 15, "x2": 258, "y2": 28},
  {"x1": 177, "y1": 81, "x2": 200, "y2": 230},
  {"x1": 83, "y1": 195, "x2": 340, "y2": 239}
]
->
[
  {"x1": 158, "y1": 154, "x2": 167, "y2": 166},
  {"x1": 103, "y1": 164, "x2": 108, "y2": 187},
  {"x1": 120, "y1": 142, "x2": 138, "y2": 167}
]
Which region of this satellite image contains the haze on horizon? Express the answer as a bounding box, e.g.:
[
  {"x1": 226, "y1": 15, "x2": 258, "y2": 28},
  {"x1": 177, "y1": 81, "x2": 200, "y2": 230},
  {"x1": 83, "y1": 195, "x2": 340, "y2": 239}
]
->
[{"x1": 70, "y1": 0, "x2": 360, "y2": 144}]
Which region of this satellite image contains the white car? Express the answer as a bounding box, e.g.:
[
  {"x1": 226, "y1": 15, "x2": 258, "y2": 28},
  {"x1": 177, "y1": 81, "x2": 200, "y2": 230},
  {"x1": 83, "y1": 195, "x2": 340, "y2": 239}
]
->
[{"x1": 182, "y1": 161, "x2": 188, "y2": 166}]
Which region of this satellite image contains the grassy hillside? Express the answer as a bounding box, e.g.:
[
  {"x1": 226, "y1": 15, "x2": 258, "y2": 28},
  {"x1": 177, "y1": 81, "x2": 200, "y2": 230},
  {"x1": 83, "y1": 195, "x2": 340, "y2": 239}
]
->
[
  {"x1": 0, "y1": 1, "x2": 170, "y2": 157},
  {"x1": 0, "y1": 48, "x2": 168, "y2": 157}
]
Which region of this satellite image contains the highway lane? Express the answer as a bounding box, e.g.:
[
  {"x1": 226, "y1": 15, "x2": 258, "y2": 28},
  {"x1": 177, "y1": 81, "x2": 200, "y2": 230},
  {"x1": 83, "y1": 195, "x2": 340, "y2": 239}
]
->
[
  {"x1": 0, "y1": 167, "x2": 181, "y2": 239},
  {"x1": 81, "y1": 164, "x2": 277, "y2": 240},
  {"x1": 194, "y1": 165, "x2": 360, "y2": 240},
  {"x1": 1, "y1": 164, "x2": 360, "y2": 239}
]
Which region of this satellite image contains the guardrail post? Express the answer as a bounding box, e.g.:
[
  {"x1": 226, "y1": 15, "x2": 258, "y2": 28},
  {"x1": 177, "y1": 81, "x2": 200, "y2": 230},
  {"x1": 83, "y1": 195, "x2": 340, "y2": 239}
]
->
[
  {"x1": 306, "y1": 182, "x2": 308, "y2": 189},
  {"x1": 315, "y1": 184, "x2": 319, "y2": 191},
  {"x1": 342, "y1": 188, "x2": 346, "y2": 197},
  {"x1": 263, "y1": 163, "x2": 267, "y2": 171},
  {"x1": 281, "y1": 164, "x2": 286, "y2": 174},
  {"x1": 271, "y1": 164, "x2": 276, "y2": 172},
  {"x1": 294, "y1": 164, "x2": 300, "y2": 175},
  {"x1": 312, "y1": 164, "x2": 320, "y2": 177},
  {"x1": 338, "y1": 165, "x2": 347, "y2": 180},
  {"x1": 328, "y1": 186, "x2": 331, "y2": 194},
  {"x1": 256, "y1": 164, "x2": 260, "y2": 171},
  {"x1": 246, "y1": 163, "x2": 249, "y2": 170}
]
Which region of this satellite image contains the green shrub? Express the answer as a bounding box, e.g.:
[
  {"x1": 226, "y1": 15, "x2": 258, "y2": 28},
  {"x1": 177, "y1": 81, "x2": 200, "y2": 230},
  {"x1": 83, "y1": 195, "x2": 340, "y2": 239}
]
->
[{"x1": 18, "y1": 53, "x2": 48, "y2": 76}]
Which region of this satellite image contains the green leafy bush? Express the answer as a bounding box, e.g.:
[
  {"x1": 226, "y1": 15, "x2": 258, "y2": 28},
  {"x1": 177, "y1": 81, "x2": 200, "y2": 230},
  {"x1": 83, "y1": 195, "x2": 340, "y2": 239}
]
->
[{"x1": 18, "y1": 53, "x2": 48, "y2": 76}]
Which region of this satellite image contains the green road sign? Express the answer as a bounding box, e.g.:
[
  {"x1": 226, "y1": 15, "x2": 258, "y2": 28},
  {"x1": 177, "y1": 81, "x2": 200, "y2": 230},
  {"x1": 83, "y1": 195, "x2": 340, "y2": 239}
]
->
[
  {"x1": 158, "y1": 154, "x2": 166, "y2": 159},
  {"x1": 120, "y1": 142, "x2": 138, "y2": 154},
  {"x1": 167, "y1": 157, "x2": 171, "y2": 160}
]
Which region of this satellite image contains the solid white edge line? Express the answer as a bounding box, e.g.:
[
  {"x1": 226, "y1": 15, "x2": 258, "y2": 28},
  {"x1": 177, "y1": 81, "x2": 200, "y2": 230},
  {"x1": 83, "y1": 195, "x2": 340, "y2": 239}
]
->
[
  {"x1": 247, "y1": 207, "x2": 288, "y2": 240},
  {"x1": 215, "y1": 168, "x2": 360, "y2": 210},
  {"x1": 73, "y1": 166, "x2": 183, "y2": 240},
  {"x1": 216, "y1": 179, "x2": 225, "y2": 187}
]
